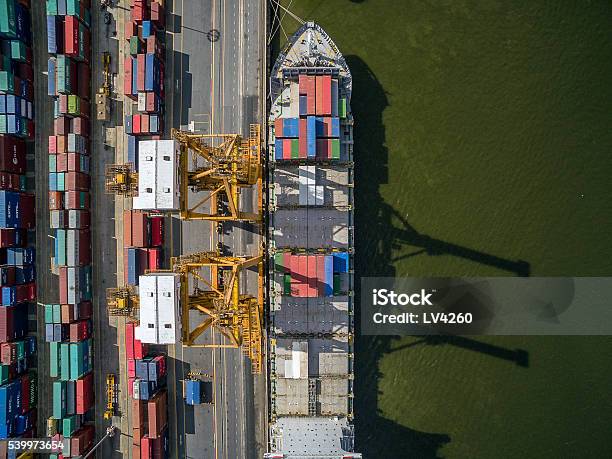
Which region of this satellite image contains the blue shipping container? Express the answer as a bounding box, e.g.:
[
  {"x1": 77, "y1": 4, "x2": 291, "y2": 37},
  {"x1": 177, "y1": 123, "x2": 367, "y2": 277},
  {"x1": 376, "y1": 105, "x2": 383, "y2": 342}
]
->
[
  {"x1": 127, "y1": 135, "x2": 138, "y2": 166},
  {"x1": 48, "y1": 58, "x2": 56, "y2": 95},
  {"x1": 127, "y1": 248, "x2": 139, "y2": 285},
  {"x1": 185, "y1": 380, "x2": 201, "y2": 405},
  {"x1": 307, "y1": 116, "x2": 316, "y2": 157},
  {"x1": 274, "y1": 139, "x2": 283, "y2": 160},
  {"x1": 323, "y1": 255, "x2": 333, "y2": 296},
  {"x1": 332, "y1": 252, "x2": 349, "y2": 273}
]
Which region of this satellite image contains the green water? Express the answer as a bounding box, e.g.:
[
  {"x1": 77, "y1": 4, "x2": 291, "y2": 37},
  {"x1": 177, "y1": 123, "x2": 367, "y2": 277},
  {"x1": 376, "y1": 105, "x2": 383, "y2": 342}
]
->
[{"x1": 276, "y1": 1, "x2": 612, "y2": 457}]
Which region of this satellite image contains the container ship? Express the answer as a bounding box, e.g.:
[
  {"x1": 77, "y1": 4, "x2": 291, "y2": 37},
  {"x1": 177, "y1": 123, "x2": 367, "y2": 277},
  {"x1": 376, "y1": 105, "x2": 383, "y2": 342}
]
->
[{"x1": 265, "y1": 22, "x2": 361, "y2": 459}]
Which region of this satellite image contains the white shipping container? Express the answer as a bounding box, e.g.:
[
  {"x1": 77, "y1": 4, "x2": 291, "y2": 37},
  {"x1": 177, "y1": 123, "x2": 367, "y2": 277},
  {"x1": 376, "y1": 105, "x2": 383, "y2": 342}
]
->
[
  {"x1": 133, "y1": 140, "x2": 157, "y2": 210},
  {"x1": 50, "y1": 210, "x2": 63, "y2": 229},
  {"x1": 66, "y1": 230, "x2": 79, "y2": 266},
  {"x1": 138, "y1": 92, "x2": 147, "y2": 112},
  {"x1": 155, "y1": 140, "x2": 180, "y2": 210},
  {"x1": 67, "y1": 266, "x2": 78, "y2": 304},
  {"x1": 68, "y1": 210, "x2": 79, "y2": 229}
]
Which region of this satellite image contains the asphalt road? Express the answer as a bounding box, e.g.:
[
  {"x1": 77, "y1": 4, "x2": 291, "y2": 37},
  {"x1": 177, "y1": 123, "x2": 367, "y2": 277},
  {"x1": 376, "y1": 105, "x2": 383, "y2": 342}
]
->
[{"x1": 165, "y1": 0, "x2": 265, "y2": 458}]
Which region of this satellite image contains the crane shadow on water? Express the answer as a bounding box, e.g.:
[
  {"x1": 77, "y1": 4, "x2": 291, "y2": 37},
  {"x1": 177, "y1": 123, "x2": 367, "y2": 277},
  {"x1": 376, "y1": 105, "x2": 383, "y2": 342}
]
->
[{"x1": 349, "y1": 52, "x2": 531, "y2": 457}]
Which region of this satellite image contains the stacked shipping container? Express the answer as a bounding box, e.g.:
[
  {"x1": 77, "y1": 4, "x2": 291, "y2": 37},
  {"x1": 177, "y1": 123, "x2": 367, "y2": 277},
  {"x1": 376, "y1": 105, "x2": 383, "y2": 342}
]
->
[
  {"x1": 0, "y1": 0, "x2": 38, "y2": 447},
  {"x1": 274, "y1": 75, "x2": 344, "y2": 160},
  {"x1": 123, "y1": 210, "x2": 164, "y2": 286},
  {"x1": 274, "y1": 253, "x2": 349, "y2": 297},
  {"x1": 124, "y1": 0, "x2": 166, "y2": 167},
  {"x1": 126, "y1": 322, "x2": 169, "y2": 458},
  {"x1": 46, "y1": 1, "x2": 95, "y2": 456}
]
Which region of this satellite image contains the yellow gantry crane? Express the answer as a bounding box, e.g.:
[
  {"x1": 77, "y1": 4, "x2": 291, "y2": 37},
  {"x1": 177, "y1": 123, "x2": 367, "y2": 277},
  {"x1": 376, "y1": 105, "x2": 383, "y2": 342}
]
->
[
  {"x1": 106, "y1": 286, "x2": 139, "y2": 317},
  {"x1": 172, "y1": 124, "x2": 262, "y2": 221},
  {"x1": 171, "y1": 250, "x2": 264, "y2": 374},
  {"x1": 104, "y1": 163, "x2": 138, "y2": 196}
]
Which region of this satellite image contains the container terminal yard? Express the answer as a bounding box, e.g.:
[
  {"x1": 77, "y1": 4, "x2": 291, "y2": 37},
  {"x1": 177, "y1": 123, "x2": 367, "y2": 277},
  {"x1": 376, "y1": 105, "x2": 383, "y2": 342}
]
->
[{"x1": 0, "y1": 0, "x2": 360, "y2": 458}]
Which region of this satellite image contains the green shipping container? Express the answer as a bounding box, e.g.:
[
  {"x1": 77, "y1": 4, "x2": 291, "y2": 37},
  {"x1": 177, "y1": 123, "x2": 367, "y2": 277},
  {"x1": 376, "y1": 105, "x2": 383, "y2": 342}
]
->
[
  {"x1": 19, "y1": 175, "x2": 26, "y2": 191},
  {"x1": 67, "y1": 95, "x2": 80, "y2": 115},
  {"x1": 283, "y1": 273, "x2": 291, "y2": 295},
  {"x1": 10, "y1": 40, "x2": 26, "y2": 62},
  {"x1": 333, "y1": 273, "x2": 341, "y2": 295},
  {"x1": 46, "y1": 0, "x2": 58, "y2": 16},
  {"x1": 62, "y1": 415, "x2": 79, "y2": 436},
  {"x1": 57, "y1": 172, "x2": 65, "y2": 191},
  {"x1": 339, "y1": 98, "x2": 347, "y2": 118},
  {"x1": 49, "y1": 155, "x2": 57, "y2": 173},
  {"x1": 291, "y1": 139, "x2": 299, "y2": 159},
  {"x1": 274, "y1": 253, "x2": 285, "y2": 271},
  {"x1": 0, "y1": 71, "x2": 14, "y2": 93},
  {"x1": 66, "y1": 0, "x2": 79, "y2": 16},
  {"x1": 0, "y1": 56, "x2": 11, "y2": 71},
  {"x1": 129, "y1": 36, "x2": 140, "y2": 55},
  {"x1": 45, "y1": 304, "x2": 54, "y2": 324},
  {"x1": 0, "y1": 115, "x2": 6, "y2": 134},
  {"x1": 0, "y1": 365, "x2": 9, "y2": 385},
  {"x1": 331, "y1": 139, "x2": 340, "y2": 159},
  {"x1": 52, "y1": 381, "x2": 67, "y2": 419},
  {"x1": 0, "y1": 0, "x2": 17, "y2": 38},
  {"x1": 60, "y1": 343, "x2": 70, "y2": 381},
  {"x1": 53, "y1": 304, "x2": 62, "y2": 323},
  {"x1": 49, "y1": 342, "x2": 60, "y2": 378}
]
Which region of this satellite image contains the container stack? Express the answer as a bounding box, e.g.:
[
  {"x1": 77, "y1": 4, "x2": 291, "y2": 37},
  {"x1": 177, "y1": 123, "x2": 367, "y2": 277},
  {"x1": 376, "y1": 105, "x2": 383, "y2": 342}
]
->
[
  {"x1": 123, "y1": 210, "x2": 164, "y2": 286},
  {"x1": 45, "y1": 1, "x2": 95, "y2": 456},
  {"x1": 274, "y1": 75, "x2": 344, "y2": 160},
  {"x1": 123, "y1": 0, "x2": 166, "y2": 165},
  {"x1": 125, "y1": 322, "x2": 169, "y2": 458},
  {"x1": 0, "y1": 0, "x2": 39, "y2": 447},
  {"x1": 274, "y1": 253, "x2": 349, "y2": 297}
]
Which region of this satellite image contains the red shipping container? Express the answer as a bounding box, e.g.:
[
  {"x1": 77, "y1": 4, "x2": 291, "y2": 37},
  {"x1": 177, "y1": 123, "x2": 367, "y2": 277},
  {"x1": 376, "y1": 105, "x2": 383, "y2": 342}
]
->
[
  {"x1": 71, "y1": 425, "x2": 94, "y2": 455},
  {"x1": 137, "y1": 54, "x2": 146, "y2": 91},
  {"x1": 315, "y1": 76, "x2": 323, "y2": 115},
  {"x1": 18, "y1": 194, "x2": 35, "y2": 229},
  {"x1": 0, "y1": 172, "x2": 19, "y2": 191},
  {"x1": 75, "y1": 373, "x2": 94, "y2": 414},
  {"x1": 64, "y1": 17, "x2": 79, "y2": 56},
  {"x1": 133, "y1": 444, "x2": 142, "y2": 459},
  {"x1": 15, "y1": 282, "x2": 35, "y2": 302},
  {"x1": 298, "y1": 119, "x2": 307, "y2": 158},
  {"x1": 133, "y1": 427, "x2": 142, "y2": 446},
  {"x1": 133, "y1": 211, "x2": 149, "y2": 247},
  {"x1": 0, "y1": 136, "x2": 26, "y2": 174},
  {"x1": 274, "y1": 118, "x2": 283, "y2": 137},
  {"x1": 69, "y1": 320, "x2": 90, "y2": 342},
  {"x1": 307, "y1": 255, "x2": 317, "y2": 297},
  {"x1": 80, "y1": 99, "x2": 91, "y2": 118},
  {"x1": 282, "y1": 138, "x2": 292, "y2": 160},
  {"x1": 316, "y1": 139, "x2": 328, "y2": 159},
  {"x1": 132, "y1": 398, "x2": 145, "y2": 430},
  {"x1": 65, "y1": 191, "x2": 90, "y2": 209},
  {"x1": 150, "y1": 217, "x2": 163, "y2": 246},
  {"x1": 128, "y1": 359, "x2": 136, "y2": 378},
  {"x1": 59, "y1": 267, "x2": 68, "y2": 304},
  {"x1": 306, "y1": 76, "x2": 316, "y2": 114},
  {"x1": 0, "y1": 229, "x2": 24, "y2": 248},
  {"x1": 61, "y1": 304, "x2": 75, "y2": 324},
  {"x1": 133, "y1": 114, "x2": 141, "y2": 134},
  {"x1": 77, "y1": 301, "x2": 93, "y2": 320},
  {"x1": 67, "y1": 153, "x2": 86, "y2": 173},
  {"x1": 145, "y1": 91, "x2": 157, "y2": 112},
  {"x1": 138, "y1": 248, "x2": 149, "y2": 273},
  {"x1": 56, "y1": 154, "x2": 68, "y2": 172},
  {"x1": 322, "y1": 75, "x2": 332, "y2": 115},
  {"x1": 54, "y1": 117, "x2": 69, "y2": 136},
  {"x1": 141, "y1": 114, "x2": 149, "y2": 134},
  {"x1": 141, "y1": 437, "x2": 152, "y2": 459},
  {"x1": 128, "y1": 377, "x2": 135, "y2": 397},
  {"x1": 126, "y1": 21, "x2": 137, "y2": 40},
  {"x1": 150, "y1": 2, "x2": 165, "y2": 28},
  {"x1": 134, "y1": 337, "x2": 146, "y2": 360},
  {"x1": 123, "y1": 210, "x2": 133, "y2": 247},
  {"x1": 49, "y1": 191, "x2": 64, "y2": 210},
  {"x1": 56, "y1": 135, "x2": 66, "y2": 153},
  {"x1": 0, "y1": 343, "x2": 16, "y2": 365},
  {"x1": 20, "y1": 374, "x2": 29, "y2": 413},
  {"x1": 48, "y1": 136, "x2": 57, "y2": 154},
  {"x1": 65, "y1": 172, "x2": 90, "y2": 191},
  {"x1": 0, "y1": 306, "x2": 15, "y2": 342},
  {"x1": 298, "y1": 74, "x2": 307, "y2": 95},
  {"x1": 125, "y1": 56, "x2": 135, "y2": 99},
  {"x1": 152, "y1": 355, "x2": 166, "y2": 377},
  {"x1": 148, "y1": 248, "x2": 160, "y2": 270},
  {"x1": 147, "y1": 390, "x2": 167, "y2": 439},
  {"x1": 71, "y1": 117, "x2": 90, "y2": 137}
]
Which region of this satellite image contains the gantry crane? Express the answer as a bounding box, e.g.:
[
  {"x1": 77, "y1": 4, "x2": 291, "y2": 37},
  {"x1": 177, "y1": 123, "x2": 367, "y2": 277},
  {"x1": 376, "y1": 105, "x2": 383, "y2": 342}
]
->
[
  {"x1": 106, "y1": 286, "x2": 139, "y2": 316},
  {"x1": 170, "y1": 250, "x2": 264, "y2": 373},
  {"x1": 104, "y1": 163, "x2": 138, "y2": 196},
  {"x1": 103, "y1": 374, "x2": 117, "y2": 419},
  {"x1": 172, "y1": 124, "x2": 262, "y2": 221}
]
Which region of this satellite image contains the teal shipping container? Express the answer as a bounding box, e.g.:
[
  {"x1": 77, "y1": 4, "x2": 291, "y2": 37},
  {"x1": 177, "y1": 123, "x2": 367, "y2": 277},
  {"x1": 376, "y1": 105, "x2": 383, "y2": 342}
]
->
[
  {"x1": 55, "y1": 229, "x2": 66, "y2": 266},
  {"x1": 52, "y1": 380, "x2": 67, "y2": 419},
  {"x1": 0, "y1": 0, "x2": 17, "y2": 38},
  {"x1": 53, "y1": 304, "x2": 61, "y2": 323},
  {"x1": 44, "y1": 304, "x2": 54, "y2": 324},
  {"x1": 60, "y1": 342, "x2": 70, "y2": 380},
  {"x1": 49, "y1": 342, "x2": 60, "y2": 378}
]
